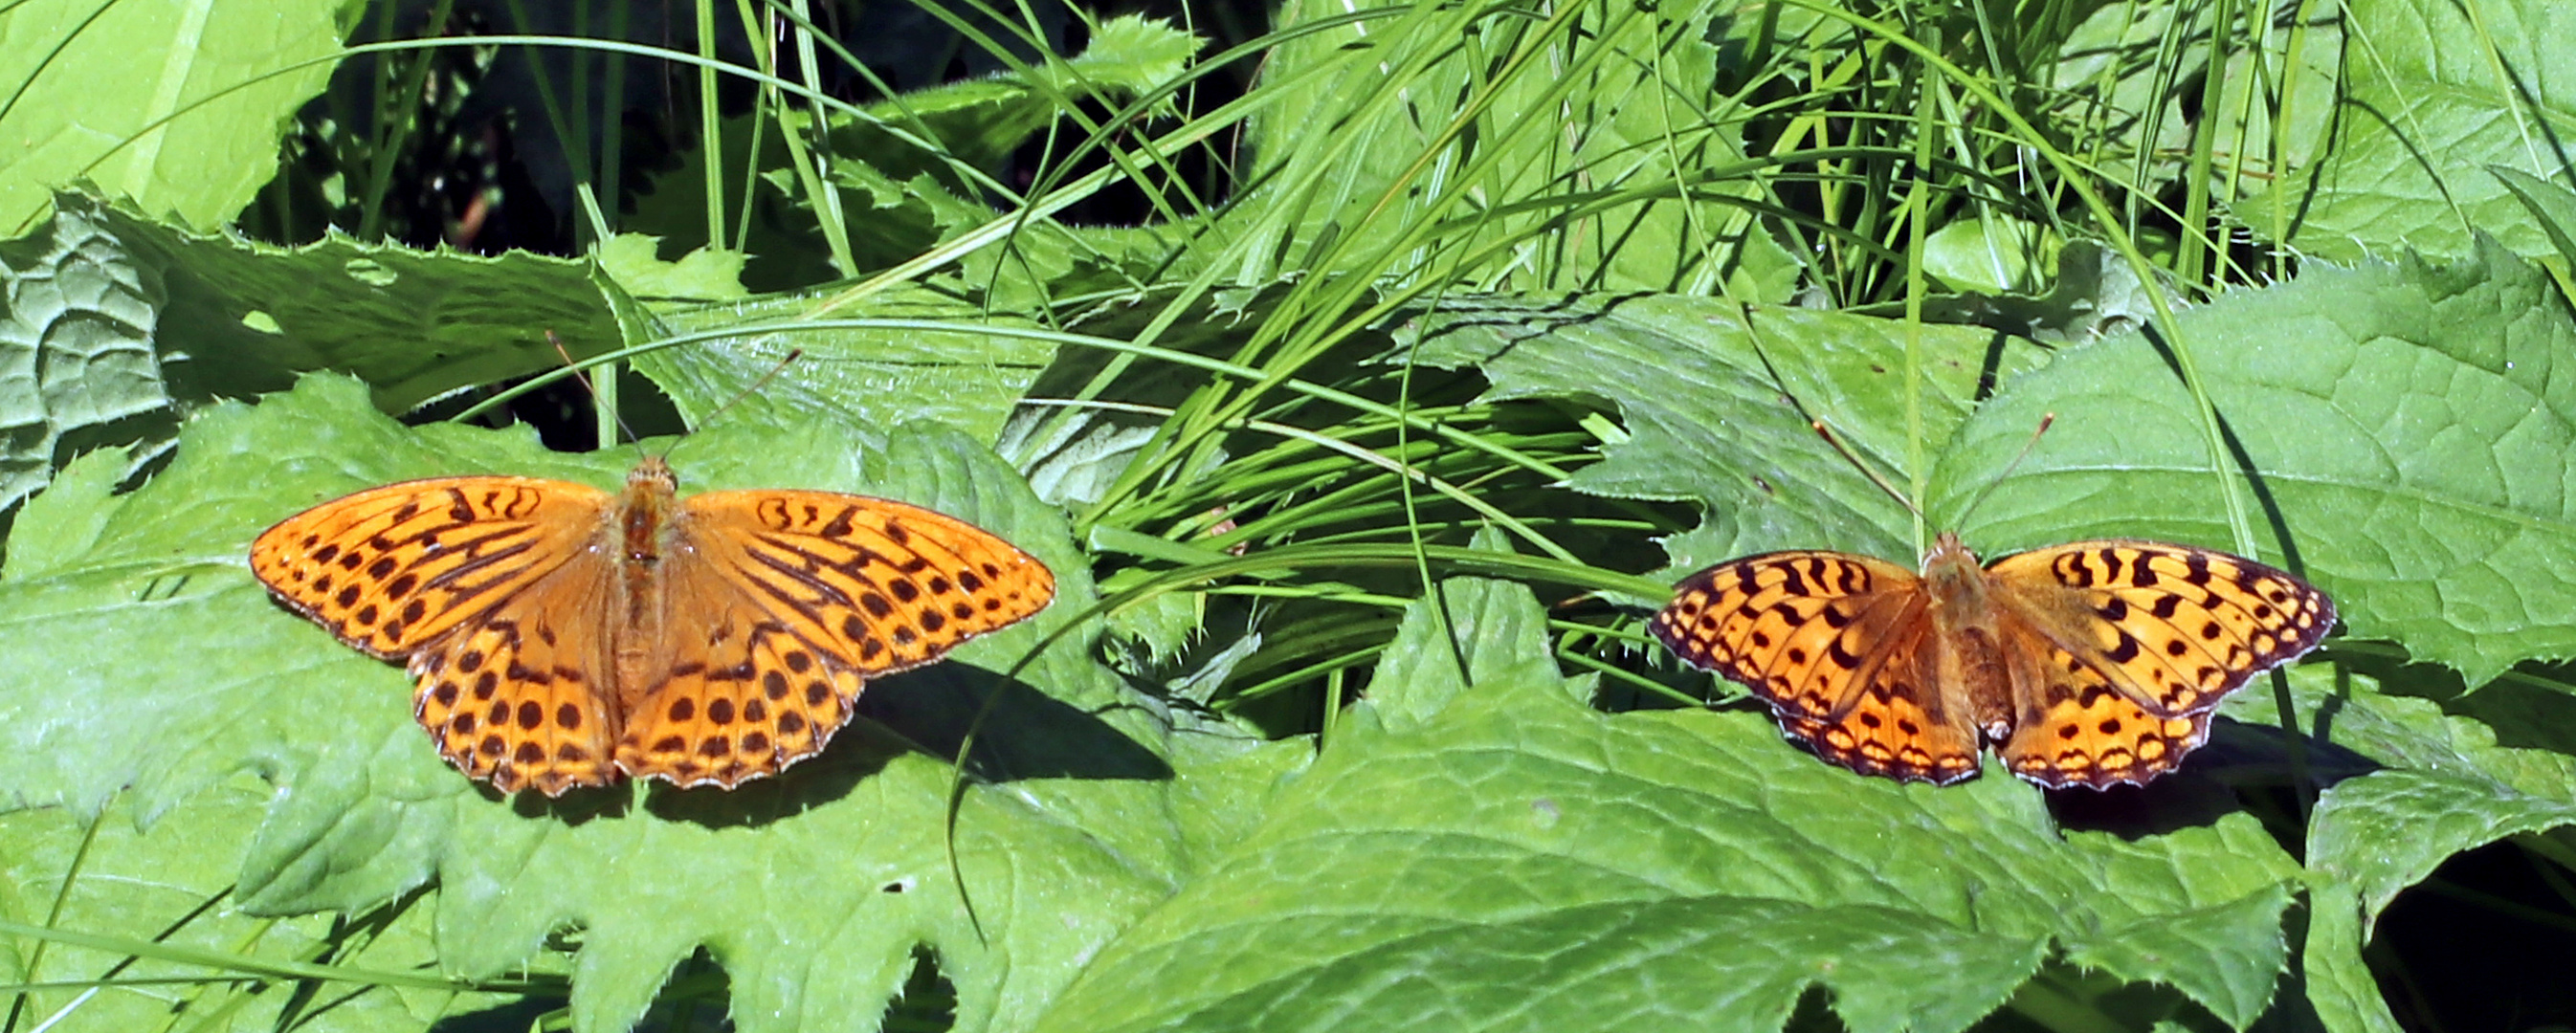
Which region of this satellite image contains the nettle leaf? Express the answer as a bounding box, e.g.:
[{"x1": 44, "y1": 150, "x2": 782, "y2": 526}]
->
[
  {"x1": 39, "y1": 193, "x2": 629, "y2": 415},
  {"x1": 2224, "y1": 671, "x2": 2576, "y2": 930},
  {"x1": 1033, "y1": 572, "x2": 2302, "y2": 1033},
  {"x1": 0, "y1": 375, "x2": 1247, "y2": 1033},
  {"x1": 0, "y1": 199, "x2": 167, "y2": 513},
  {"x1": 633, "y1": 286, "x2": 1054, "y2": 445},
  {"x1": 2212, "y1": 669, "x2": 2576, "y2": 1032},
  {"x1": 1402, "y1": 293, "x2": 2045, "y2": 570},
  {"x1": 1946, "y1": 238, "x2": 2576, "y2": 687},
  {"x1": 0, "y1": 775, "x2": 504, "y2": 1031},
  {"x1": 0, "y1": 0, "x2": 344, "y2": 231},
  {"x1": 2276, "y1": 0, "x2": 2567, "y2": 263}
]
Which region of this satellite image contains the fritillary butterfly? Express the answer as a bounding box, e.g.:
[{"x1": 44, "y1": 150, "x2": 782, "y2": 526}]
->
[
  {"x1": 249, "y1": 455, "x2": 1055, "y2": 796},
  {"x1": 1651, "y1": 532, "x2": 2333, "y2": 788}
]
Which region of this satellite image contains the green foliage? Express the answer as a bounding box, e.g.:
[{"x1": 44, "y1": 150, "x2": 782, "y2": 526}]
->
[
  {"x1": 0, "y1": 0, "x2": 351, "y2": 233},
  {"x1": 4, "y1": 0, "x2": 2576, "y2": 1031}
]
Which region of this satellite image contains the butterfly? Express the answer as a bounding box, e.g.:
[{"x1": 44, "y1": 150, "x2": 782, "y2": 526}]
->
[
  {"x1": 249, "y1": 455, "x2": 1055, "y2": 797},
  {"x1": 1651, "y1": 532, "x2": 2333, "y2": 788}
]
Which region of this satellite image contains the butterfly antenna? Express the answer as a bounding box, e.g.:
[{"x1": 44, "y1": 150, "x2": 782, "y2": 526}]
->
[
  {"x1": 1951, "y1": 413, "x2": 2054, "y2": 527},
  {"x1": 656, "y1": 348, "x2": 806, "y2": 462},
  {"x1": 1810, "y1": 419, "x2": 1923, "y2": 519},
  {"x1": 545, "y1": 330, "x2": 644, "y2": 449}
]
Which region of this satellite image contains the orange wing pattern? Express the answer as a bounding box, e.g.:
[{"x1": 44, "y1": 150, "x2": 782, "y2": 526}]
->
[
  {"x1": 1987, "y1": 540, "x2": 2335, "y2": 788},
  {"x1": 1651, "y1": 550, "x2": 1984, "y2": 784},
  {"x1": 250, "y1": 467, "x2": 1056, "y2": 796},
  {"x1": 411, "y1": 558, "x2": 623, "y2": 795},
  {"x1": 610, "y1": 490, "x2": 1056, "y2": 789},
  {"x1": 249, "y1": 477, "x2": 610, "y2": 657},
  {"x1": 1654, "y1": 538, "x2": 2335, "y2": 789}
]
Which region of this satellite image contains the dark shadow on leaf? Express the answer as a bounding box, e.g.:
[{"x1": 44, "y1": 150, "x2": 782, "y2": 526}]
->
[
  {"x1": 2197, "y1": 713, "x2": 2384, "y2": 790},
  {"x1": 425, "y1": 994, "x2": 568, "y2": 1033},
  {"x1": 640, "y1": 721, "x2": 903, "y2": 828},
  {"x1": 855, "y1": 660, "x2": 1171, "y2": 783},
  {"x1": 508, "y1": 780, "x2": 632, "y2": 824},
  {"x1": 2042, "y1": 767, "x2": 2246, "y2": 839}
]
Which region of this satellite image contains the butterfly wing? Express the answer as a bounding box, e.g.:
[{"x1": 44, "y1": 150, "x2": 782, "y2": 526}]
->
[
  {"x1": 1985, "y1": 540, "x2": 2335, "y2": 788},
  {"x1": 411, "y1": 553, "x2": 624, "y2": 796},
  {"x1": 1654, "y1": 551, "x2": 1985, "y2": 784},
  {"x1": 611, "y1": 490, "x2": 1056, "y2": 788},
  {"x1": 252, "y1": 476, "x2": 626, "y2": 796},
  {"x1": 250, "y1": 477, "x2": 614, "y2": 657}
]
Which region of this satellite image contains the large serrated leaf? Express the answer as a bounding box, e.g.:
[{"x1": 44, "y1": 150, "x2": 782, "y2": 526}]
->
[
  {"x1": 633, "y1": 286, "x2": 1053, "y2": 444},
  {"x1": 0, "y1": 776, "x2": 512, "y2": 1031},
  {"x1": 1033, "y1": 572, "x2": 2302, "y2": 1033},
  {"x1": 2276, "y1": 0, "x2": 2574, "y2": 263},
  {"x1": 0, "y1": 375, "x2": 1236, "y2": 1033},
  {"x1": 1945, "y1": 239, "x2": 2576, "y2": 686},
  {"x1": 1401, "y1": 293, "x2": 2045, "y2": 567},
  {"x1": 0, "y1": 199, "x2": 168, "y2": 513},
  {"x1": 0, "y1": 0, "x2": 349, "y2": 231}
]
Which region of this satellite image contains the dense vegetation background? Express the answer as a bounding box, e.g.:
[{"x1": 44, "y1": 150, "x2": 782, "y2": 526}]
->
[{"x1": 3, "y1": 0, "x2": 2574, "y2": 1030}]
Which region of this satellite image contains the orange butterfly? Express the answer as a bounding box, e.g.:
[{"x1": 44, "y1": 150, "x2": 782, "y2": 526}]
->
[
  {"x1": 249, "y1": 455, "x2": 1055, "y2": 797},
  {"x1": 1651, "y1": 532, "x2": 2333, "y2": 788}
]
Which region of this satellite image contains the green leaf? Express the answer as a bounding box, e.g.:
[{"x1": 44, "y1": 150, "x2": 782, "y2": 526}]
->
[
  {"x1": 2311, "y1": 769, "x2": 2576, "y2": 934},
  {"x1": 0, "y1": 0, "x2": 349, "y2": 231},
  {"x1": 0, "y1": 192, "x2": 630, "y2": 486},
  {"x1": 2215, "y1": 668, "x2": 2576, "y2": 1028},
  {"x1": 832, "y1": 13, "x2": 1202, "y2": 179},
  {"x1": 2299, "y1": 882, "x2": 2407, "y2": 1033},
  {"x1": 2277, "y1": 0, "x2": 2572, "y2": 262},
  {"x1": 0, "y1": 375, "x2": 1210, "y2": 1033},
  {"x1": 1357, "y1": 529, "x2": 1577, "y2": 731},
  {"x1": 1404, "y1": 293, "x2": 2043, "y2": 567},
  {"x1": 0, "y1": 200, "x2": 167, "y2": 512},
  {"x1": 596, "y1": 234, "x2": 750, "y2": 302},
  {"x1": 1034, "y1": 575, "x2": 2301, "y2": 1033},
  {"x1": 632, "y1": 286, "x2": 1055, "y2": 444},
  {"x1": 1944, "y1": 238, "x2": 2576, "y2": 686},
  {"x1": 0, "y1": 776, "x2": 520, "y2": 1030},
  {"x1": 2237, "y1": 670, "x2": 2576, "y2": 930}
]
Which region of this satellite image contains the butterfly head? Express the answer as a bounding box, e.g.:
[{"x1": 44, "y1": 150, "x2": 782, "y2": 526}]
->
[
  {"x1": 629, "y1": 454, "x2": 681, "y2": 493},
  {"x1": 1920, "y1": 530, "x2": 1980, "y2": 576}
]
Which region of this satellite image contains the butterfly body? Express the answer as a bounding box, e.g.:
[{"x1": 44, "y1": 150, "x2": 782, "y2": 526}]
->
[
  {"x1": 250, "y1": 456, "x2": 1055, "y2": 797},
  {"x1": 1653, "y1": 532, "x2": 2333, "y2": 788}
]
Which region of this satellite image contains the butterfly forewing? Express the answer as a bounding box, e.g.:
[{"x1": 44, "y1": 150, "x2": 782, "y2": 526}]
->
[
  {"x1": 1652, "y1": 550, "x2": 1922, "y2": 720},
  {"x1": 1986, "y1": 540, "x2": 2336, "y2": 717},
  {"x1": 681, "y1": 490, "x2": 1057, "y2": 672},
  {"x1": 250, "y1": 477, "x2": 612, "y2": 658}
]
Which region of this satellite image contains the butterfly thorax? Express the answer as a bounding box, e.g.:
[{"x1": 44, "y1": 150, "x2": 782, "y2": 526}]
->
[
  {"x1": 609, "y1": 458, "x2": 688, "y2": 717},
  {"x1": 1919, "y1": 531, "x2": 2016, "y2": 739}
]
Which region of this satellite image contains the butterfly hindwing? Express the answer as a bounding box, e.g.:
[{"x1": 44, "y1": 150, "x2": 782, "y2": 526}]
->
[
  {"x1": 1782, "y1": 615, "x2": 1984, "y2": 784},
  {"x1": 251, "y1": 477, "x2": 612, "y2": 657},
  {"x1": 604, "y1": 490, "x2": 1055, "y2": 789},
  {"x1": 1992, "y1": 617, "x2": 2212, "y2": 788},
  {"x1": 611, "y1": 555, "x2": 867, "y2": 789},
  {"x1": 411, "y1": 555, "x2": 623, "y2": 796}
]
